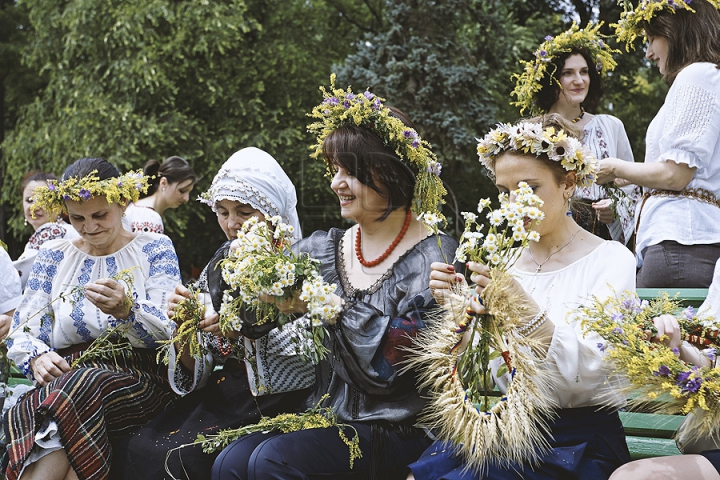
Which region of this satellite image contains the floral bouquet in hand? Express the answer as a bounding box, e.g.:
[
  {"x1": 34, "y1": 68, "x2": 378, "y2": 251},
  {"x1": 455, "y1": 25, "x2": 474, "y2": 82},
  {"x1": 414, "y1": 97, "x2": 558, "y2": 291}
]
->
[
  {"x1": 408, "y1": 182, "x2": 558, "y2": 474},
  {"x1": 219, "y1": 216, "x2": 341, "y2": 363},
  {"x1": 156, "y1": 286, "x2": 216, "y2": 366},
  {"x1": 579, "y1": 291, "x2": 720, "y2": 441}
]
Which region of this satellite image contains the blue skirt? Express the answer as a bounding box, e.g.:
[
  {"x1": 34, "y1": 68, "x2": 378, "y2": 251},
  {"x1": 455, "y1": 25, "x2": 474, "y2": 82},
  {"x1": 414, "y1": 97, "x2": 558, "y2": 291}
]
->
[{"x1": 409, "y1": 407, "x2": 631, "y2": 480}]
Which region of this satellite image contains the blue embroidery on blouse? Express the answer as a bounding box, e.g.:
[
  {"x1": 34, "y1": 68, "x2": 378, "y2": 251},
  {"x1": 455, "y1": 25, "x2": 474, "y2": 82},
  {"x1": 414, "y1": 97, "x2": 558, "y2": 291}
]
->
[
  {"x1": 27, "y1": 248, "x2": 63, "y2": 292},
  {"x1": 106, "y1": 257, "x2": 118, "y2": 277},
  {"x1": 142, "y1": 237, "x2": 180, "y2": 278},
  {"x1": 38, "y1": 312, "x2": 53, "y2": 344},
  {"x1": 134, "y1": 303, "x2": 164, "y2": 347},
  {"x1": 71, "y1": 258, "x2": 95, "y2": 341}
]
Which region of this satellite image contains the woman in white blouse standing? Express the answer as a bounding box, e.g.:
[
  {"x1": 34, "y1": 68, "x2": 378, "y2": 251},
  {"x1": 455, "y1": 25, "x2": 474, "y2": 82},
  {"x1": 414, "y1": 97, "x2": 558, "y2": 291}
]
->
[
  {"x1": 599, "y1": 0, "x2": 720, "y2": 288},
  {"x1": 512, "y1": 24, "x2": 640, "y2": 245}
]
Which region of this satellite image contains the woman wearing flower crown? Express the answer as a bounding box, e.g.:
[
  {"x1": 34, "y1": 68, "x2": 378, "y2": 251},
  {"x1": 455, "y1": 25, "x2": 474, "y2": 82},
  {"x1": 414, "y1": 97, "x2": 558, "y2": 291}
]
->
[
  {"x1": 14, "y1": 172, "x2": 79, "y2": 291},
  {"x1": 408, "y1": 114, "x2": 636, "y2": 480},
  {"x1": 123, "y1": 156, "x2": 198, "y2": 234},
  {"x1": 598, "y1": 0, "x2": 720, "y2": 288},
  {"x1": 110, "y1": 147, "x2": 314, "y2": 480},
  {"x1": 3, "y1": 157, "x2": 181, "y2": 480},
  {"x1": 210, "y1": 79, "x2": 457, "y2": 480},
  {"x1": 512, "y1": 23, "x2": 640, "y2": 246}
]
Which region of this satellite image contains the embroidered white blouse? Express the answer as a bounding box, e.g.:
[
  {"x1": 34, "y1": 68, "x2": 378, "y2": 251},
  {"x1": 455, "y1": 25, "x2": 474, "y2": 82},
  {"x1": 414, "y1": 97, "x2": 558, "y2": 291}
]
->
[
  {"x1": 123, "y1": 203, "x2": 164, "y2": 234},
  {"x1": 495, "y1": 241, "x2": 637, "y2": 408},
  {"x1": 0, "y1": 248, "x2": 22, "y2": 314},
  {"x1": 576, "y1": 114, "x2": 640, "y2": 244},
  {"x1": 7, "y1": 233, "x2": 181, "y2": 380},
  {"x1": 636, "y1": 62, "x2": 720, "y2": 265}
]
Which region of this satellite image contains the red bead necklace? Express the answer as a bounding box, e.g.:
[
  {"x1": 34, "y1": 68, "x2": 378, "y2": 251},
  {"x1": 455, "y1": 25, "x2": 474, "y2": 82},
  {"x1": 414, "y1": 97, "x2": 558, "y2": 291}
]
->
[
  {"x1": 217, "y1": 336, "x2": 232, "y2": 356},
  {"x1": 355, "y1": 209, "x2": 412, "y2": 267}
]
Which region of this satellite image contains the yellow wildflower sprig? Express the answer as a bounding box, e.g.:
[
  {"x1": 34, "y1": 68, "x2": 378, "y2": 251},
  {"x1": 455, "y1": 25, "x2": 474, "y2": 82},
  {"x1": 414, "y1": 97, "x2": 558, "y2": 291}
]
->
[
  {"x1": 613, "y1": 0, "x2": 720, "y2": 50},
  {"x1": 167, "y1": 395, "x2": 362, "y2": 473},
  {"x1": 157, "y1": 286, "x2": 210, "y2": 366},
  {"x1": 579, "y1": 291, "x2": 720, "y2": 421},
  {"x1": 511, "y1": 22, "x2": 619, "y2": 115},
  {"x1": 30, "y1": 169, "x2": 150, "y2": 217},
  {"x1": 308, "y1": 74, "x2": 447, "y2": 223},
  {"x1": 219, "y1": 216, "x2": 336, "y2": 363}
]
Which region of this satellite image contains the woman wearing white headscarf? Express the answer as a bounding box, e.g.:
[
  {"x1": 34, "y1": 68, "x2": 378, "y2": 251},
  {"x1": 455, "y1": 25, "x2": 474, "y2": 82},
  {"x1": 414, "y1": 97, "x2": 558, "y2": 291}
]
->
[{"x1": 111, "y1": 147, "x2": 314, "y2": 480}]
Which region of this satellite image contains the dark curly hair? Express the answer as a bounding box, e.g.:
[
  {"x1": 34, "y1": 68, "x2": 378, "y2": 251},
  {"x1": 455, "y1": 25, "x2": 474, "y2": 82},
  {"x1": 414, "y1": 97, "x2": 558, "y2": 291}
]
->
[{"x1": 535, "y1": 48, "x2": 603, "y2": 113}]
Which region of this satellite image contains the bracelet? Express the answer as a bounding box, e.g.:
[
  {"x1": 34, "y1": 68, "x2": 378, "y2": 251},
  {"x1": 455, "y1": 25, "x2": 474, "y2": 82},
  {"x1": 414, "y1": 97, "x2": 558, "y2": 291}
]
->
[{"x1": 517, "y1": 309, "x2": 547, "y2": 336}]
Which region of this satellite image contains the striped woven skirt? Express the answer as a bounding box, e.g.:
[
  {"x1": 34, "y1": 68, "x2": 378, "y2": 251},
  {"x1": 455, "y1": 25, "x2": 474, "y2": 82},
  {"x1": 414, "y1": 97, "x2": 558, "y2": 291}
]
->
[{"x1": 3, "y1": 348, "x2": 176, "y2": 480}]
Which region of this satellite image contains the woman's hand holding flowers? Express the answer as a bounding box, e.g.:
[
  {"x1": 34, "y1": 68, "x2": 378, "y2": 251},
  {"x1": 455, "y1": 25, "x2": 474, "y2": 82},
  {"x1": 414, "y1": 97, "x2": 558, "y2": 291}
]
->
[
  {"x1": 85, "y1": 278, "x2": 131, "y2": 320},
  {"x1": 429, "y1": 262, "x2": 466, "y2": 306},
  {"x1": 650, "y1": 314, "x2": 682, "y2": 351}
]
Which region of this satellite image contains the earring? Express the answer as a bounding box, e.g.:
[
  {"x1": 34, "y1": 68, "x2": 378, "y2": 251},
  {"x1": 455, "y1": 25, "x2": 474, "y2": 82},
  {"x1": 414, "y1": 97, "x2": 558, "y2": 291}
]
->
[
  {"x1": 566, "y1": 192, "x2": 573, "y2": 217},
  {"x1": 23, "y1": 218, "x2": 28, "y2": 227}
]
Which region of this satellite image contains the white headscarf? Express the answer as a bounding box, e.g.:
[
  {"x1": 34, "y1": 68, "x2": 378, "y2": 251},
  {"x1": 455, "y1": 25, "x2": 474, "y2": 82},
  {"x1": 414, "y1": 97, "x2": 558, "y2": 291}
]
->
[{"x1": 201, "y1": 147, "x2": 302, "y2": 240}]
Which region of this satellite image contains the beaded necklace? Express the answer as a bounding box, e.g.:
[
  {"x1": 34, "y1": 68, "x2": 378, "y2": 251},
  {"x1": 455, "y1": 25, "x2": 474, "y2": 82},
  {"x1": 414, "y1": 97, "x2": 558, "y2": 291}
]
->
[{"x1": 355, "y1": 209, "x2": 412, "y2": 267}]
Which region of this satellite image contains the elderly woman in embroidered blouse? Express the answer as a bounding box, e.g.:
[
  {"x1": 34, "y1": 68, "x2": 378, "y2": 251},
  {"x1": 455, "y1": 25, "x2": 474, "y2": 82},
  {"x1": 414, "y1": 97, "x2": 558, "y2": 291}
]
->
[
  {"x1": 598, "y1": 0, "x2": 720, "y2": 288},
  {"x1": 110, "y1": 147, "x2": 313, "y2": 480},
  {"x1": 409, "y1": 114, "x2": 636, "y2": 480},
  {"x1": 211, "y1": 85, "x2": 456, "y2": 480},
  {"x1": 512, "y1": 23, "x2": 640, "y2": 245},
  {"x1": 4, "y1": 157, "x2": 181, "y2": 480}
]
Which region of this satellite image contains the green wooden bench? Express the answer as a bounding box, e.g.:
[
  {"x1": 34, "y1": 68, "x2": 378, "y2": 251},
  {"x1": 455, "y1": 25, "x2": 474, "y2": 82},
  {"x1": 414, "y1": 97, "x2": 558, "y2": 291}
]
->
[{"x1": 619, "y1": 288, "x2": 711, "y2": 459}]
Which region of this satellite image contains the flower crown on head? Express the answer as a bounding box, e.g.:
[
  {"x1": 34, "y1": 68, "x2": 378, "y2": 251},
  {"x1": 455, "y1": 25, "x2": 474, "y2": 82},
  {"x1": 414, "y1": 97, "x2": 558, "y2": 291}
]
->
[
  {"x1": 511, "y1": 22, "x2": 619, "y2": 116},
  {"x1": 30, "y1": 170, "x2": 150, "y2": 217},
  {"x1": 613, "y1": 0, "x2": 720, "y2": 50},
  {"x1": 307, "y1": 74, "x2": 447, "y2": 222},
  {"x1": 476, "y1": 121, "x2": 598, "y2": 188}
]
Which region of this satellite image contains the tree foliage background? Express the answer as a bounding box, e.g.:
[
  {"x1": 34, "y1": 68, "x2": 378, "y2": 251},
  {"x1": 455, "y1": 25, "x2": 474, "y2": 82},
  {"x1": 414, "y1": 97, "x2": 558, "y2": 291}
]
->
[{"x1": 1, "y1": 0, "x2": 664, "y2": 278}]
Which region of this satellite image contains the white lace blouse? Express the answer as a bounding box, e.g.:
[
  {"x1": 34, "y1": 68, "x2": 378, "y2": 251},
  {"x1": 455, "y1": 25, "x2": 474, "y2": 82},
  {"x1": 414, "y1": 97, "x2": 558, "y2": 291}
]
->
[
  {"x1": 7, "y1": 233, "x2": 181, "y2": 379},
  {"x1": 636, "y1": 62, "x2": 720, "y2": 265},
  {"x1": 576, "y1": 114, "x2": 640, "y2": 244}
]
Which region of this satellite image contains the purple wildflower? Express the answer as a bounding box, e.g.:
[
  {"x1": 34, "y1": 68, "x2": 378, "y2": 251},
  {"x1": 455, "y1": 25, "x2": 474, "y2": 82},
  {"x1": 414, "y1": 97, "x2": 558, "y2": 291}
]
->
[
  {"x1": 622, "y1": 340, "x2": 629, "y2": 345},
  {"x1": 79, "y1": 189, "x2": 92, "y2": 201},
  {"x1": 684, "y1": 306, "x2": 695, "y2": 320},
  {"x1": 48, "y1": 184, "x2": 56, "y2": 191},
  {"x1": 539, "y1": 50, "x2": 548, "y2": 57},
  {"x1": 427, "y1": 162, "x2": 442, "y2": 176},
  {"x1": 345, "y1": 93, "x2": 355, "y2": 101},
  {"x1": 654, "y1": 365, "x2": 672, "y2": 377},
  {"x1": 598, "y1": 40, "x2": 605, "y2": 48},
  {"x1": 403, "y1": 129, "x2": 417, "y2": 139},
  {"x1": 706, "y1": 348, "x2": 717, "y2": 361},
  {"x1": 63, "y1": 194, "x2": 71, "y2": 201},
  {"x1": 324, "y1": 109, "x2": 330, "y2": 114},
  {"x1": 621, "y1": 297, "x2": 638, "y2": 311},
  {"x1": 411, "y1": 140, "x2": 420, "y2": 148},
  {"x1": 672, "y1": 347, "x2": 680, "y2": 356},
  {"x1": 677, "y1": 371, "x2": 703, "y2": 394},
  {"x1": 343, "y1": 100, "x2": 351, "y2": 108},
  {"x1": 117, "y1": 181, "x2": 123, "y2": 188},
  {"x1": 597, "y1": 343, "x2": 606, "y2": 352},
  {"x1": 363, "y1": 91, "x2": 375, "y2": 100},
  {"x1": 545, "y1": 35, "x2": 553, "y2": 41},
  {"x1": 325, "y1": 97, "x2": 339, "y2": 106},
  {"x1": 613, "y1": 327, "x2": 624, "y2": 335},
  {"x1": 611, "y1": 312, "x2": 625, "y2": 322},
  {"x1": 372, "y1": 98, "x2": 382, "y2": 110}
]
